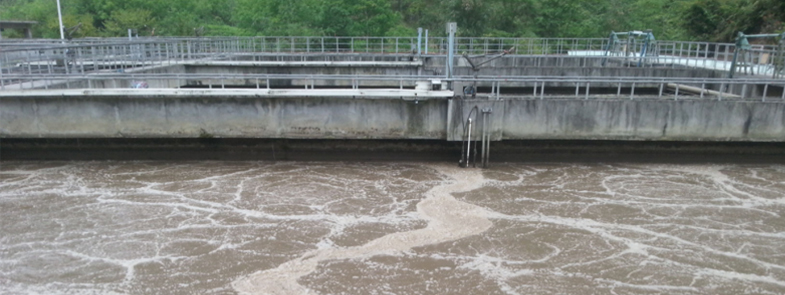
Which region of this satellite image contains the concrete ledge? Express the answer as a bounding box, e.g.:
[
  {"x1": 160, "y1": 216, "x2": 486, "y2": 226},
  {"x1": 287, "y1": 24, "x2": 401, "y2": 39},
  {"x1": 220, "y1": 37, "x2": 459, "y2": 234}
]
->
[{"x1": 0, "y1": 88, "x2": 455, "y2": 100}]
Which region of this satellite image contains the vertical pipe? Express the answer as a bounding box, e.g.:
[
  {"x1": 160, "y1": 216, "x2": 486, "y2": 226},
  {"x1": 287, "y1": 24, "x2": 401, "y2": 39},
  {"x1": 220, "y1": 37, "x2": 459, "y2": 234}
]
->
[
  {"x1": 533, "y1": 82, "x2": 538, "y2": 96},
  {"x1": 484, "y1": 120, "x2": 490, "y2": 168},
  {"x1": 417, "y1": 28, "x2": 423, "y2": 55},
  {"x1": 1, "y1": 57, "x2": 5, "y2": 90},
  {"x1": 585, "y1": 83, "x2": 590, "y2": 100},
  {"x1": 480, "y1": 110, "x2": 488, "y2": 168},
  {"x1": 465, "y1": 118, "x2": 473, "y2": 168},
  {"x1": 674, "y1": 85, "x2": 679, "y2": 100},
  {"x1": 741, "y1": 84, "x2": 747, "y2": 100},
  {"x1": 425, "y1": 30, "x2": 429, "y2": 54},
  {"x1": 57, "y1": 0, "x2": 65, "y2": 40},
  {"x1": 575, "y1": 83, "x2": 579, "y2": 98},
  {"x1": 762, "y1": 84, "x2": 769, "y2": 102},
  {"x1": 700, "y1": 83, "x2": 705, "y2": 99},
  {"x1": 729, "y1": 34, "x2": 741, "y2": 78},
  {"x1": 447, "y1": 23, "x2": 457, "y2": 84}
]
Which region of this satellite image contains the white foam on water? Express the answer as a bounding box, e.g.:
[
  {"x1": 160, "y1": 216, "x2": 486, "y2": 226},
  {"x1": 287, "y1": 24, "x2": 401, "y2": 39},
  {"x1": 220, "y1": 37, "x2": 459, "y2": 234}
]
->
[{"x1": 232, "y1": 164, "x2": 494, "y2": 294}]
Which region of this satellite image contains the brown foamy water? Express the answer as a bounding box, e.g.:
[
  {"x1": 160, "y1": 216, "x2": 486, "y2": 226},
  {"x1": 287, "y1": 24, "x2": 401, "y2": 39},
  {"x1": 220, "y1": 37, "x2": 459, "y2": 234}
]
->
[{"x1": 1, "y1": 161, "x2": 785, "y2": 294}]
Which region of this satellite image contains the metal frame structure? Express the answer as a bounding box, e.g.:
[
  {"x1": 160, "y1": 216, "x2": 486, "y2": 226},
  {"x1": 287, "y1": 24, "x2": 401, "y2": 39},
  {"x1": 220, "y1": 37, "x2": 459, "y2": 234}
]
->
[
  {"x1": 728, "y1": 32, "x2": 785, "y2": 79},
  {"x1": 3, "y1": 37, "x2": 781, "y2": 77},
  {"x1": 602, "y1": 30, "x2": 657, "y2": 67}
]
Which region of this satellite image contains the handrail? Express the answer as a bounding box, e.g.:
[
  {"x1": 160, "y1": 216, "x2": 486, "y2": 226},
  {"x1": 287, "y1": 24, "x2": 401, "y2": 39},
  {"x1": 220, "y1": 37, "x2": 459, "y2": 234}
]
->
[
  {"x1": 4, "y1": 72, "x2": 784, "y2": 83},
  {"x1": 3, "y1": 36, "x2": 784, "y2": 82}
]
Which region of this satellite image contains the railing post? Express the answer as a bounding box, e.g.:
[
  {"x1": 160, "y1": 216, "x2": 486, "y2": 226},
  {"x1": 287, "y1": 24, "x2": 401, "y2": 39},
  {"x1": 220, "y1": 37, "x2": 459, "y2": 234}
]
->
[
  {"x1": 533, "y1": 82, "x2": 537, "y2": 97},
  {"x1": 585, "y1": 83, "x2": 590, "y2": 100},
  {"x1": 575, "y1": 82, "x2": 580, "y2": 98},
  {"x1": 700, "y1": 83, "x2": 705, "y2": 99},
  {"x1": 741, "y1": 83, "x2": 747, "y2": 99},
  {"x1": 417, "y1": 28, "x2": 423, "y2": 55}
]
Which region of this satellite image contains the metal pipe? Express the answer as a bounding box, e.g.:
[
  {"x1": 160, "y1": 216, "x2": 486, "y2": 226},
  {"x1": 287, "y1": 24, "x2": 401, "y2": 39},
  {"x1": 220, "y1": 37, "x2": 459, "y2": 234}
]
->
[
  {"x1": 57, "y1": 0, "x2": 65, "y2": 41},
  {"x1": 447, "y1": 23, "x2": 457, "y2": 85},
  {"x1": 425, "y1": 30, "x2": 429, "y2": 54},
  {"x1": 417, "y1": 28, "x2": 422, "y2": 56},
  {"x1": 480, "y1": 113, "x2": 485, "y2": 167},
  {"x1": 465, "y1": 118, "x2": 473, "y2": 168},
  {"x1": 666, "y1": 83, "x2": 740, "y2": 98}
]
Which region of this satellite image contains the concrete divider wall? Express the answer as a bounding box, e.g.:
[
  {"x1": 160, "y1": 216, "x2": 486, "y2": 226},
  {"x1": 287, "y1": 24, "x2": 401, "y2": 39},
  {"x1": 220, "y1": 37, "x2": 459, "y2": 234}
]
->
[
  {"x1": 502, "y1": 98, "x2": 785, "y2": 141},
  {"x1": 0, "y1": 95, "x2": 447, "y2": 139},
  {"x1": 2, "y1": 94, "x2": 784, "y2": 141}
]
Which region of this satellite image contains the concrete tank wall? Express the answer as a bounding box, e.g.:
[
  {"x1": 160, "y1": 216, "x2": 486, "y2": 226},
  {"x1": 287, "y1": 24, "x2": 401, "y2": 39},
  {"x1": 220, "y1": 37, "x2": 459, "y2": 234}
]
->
[
  {"x1": 2, "y1": 93, "x2": 784, "y2": 142},
  {"x1": 501, "y1": 98, "x2": 785, "y2": 141},
  {"x1": 0, "y1": 94, "x2": 447, "y2": 139}
]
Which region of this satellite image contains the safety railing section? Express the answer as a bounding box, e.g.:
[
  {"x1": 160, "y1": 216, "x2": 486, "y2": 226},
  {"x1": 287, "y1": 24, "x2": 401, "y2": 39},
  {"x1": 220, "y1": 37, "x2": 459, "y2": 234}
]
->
[
  {"x1": 2, "y1": 36, "x2": 741, "y2": 56},
  {"x1": 2, "y1": 73, "x2": 782, "y2": 101},
  {"x1": 0, "y1": 40, "x2": 239, "y2": 77},
  {"x1": 4, "y1": 36, "x2": 785, "y2": 79}
]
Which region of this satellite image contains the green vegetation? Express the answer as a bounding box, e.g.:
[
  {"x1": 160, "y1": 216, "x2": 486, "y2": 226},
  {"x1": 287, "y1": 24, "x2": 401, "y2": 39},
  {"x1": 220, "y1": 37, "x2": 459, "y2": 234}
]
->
[{"x1": 0, "y1": 0, "x2": 782, "y2": 41}]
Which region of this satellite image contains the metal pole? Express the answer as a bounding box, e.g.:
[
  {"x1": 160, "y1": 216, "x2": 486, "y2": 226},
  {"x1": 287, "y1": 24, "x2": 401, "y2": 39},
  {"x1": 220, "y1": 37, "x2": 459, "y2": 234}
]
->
[
  {"x1": 465, "y1": 118, "x2": 472, "y2": 168},
  {"x1": 729, "y1": 32, "x2": 743, "y2": 78},
  {"x1": 482, "y1": 112, "x2": 487, "y2": 168},
  {"x1": 425, "y1": 30, "x2": 429, "y2": 54},
  {"x1": 57, "y1": 0, "x2": 65, "y2": 40},
  {"x1": 417, "y1": 28, "x2": 423, "y2": 55},
  {"x1": 447, "y1": 23, "x2": 457, "y2": 86}
]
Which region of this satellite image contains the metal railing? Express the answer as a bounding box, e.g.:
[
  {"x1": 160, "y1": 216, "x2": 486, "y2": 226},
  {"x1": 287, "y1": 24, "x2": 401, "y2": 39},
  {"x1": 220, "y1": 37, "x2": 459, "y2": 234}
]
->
[
  {"x1": 3, "y1": 36, "x2": 784, "y2": 79},
  {"x1": 2, "y1": 73, "x2": 782, "y2": 101},
  {"x1": 0, "y1": 36, "x2": 768, "y2": 55}
]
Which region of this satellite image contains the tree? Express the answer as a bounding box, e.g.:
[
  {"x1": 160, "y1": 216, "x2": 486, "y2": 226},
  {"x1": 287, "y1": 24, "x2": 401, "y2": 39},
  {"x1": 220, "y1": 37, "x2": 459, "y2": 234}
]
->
[{"x1": 103, "y1": 9, "x2": 156, "y2": 36}]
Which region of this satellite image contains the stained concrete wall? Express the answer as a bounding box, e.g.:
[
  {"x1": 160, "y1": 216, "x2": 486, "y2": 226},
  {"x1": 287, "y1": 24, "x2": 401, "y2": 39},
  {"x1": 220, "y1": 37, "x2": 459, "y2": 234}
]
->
[
  {"x1": 0, "y1": 94, "x2": 447, "y2": 139},
  {"x1": 2, "y1": 93, "x2": 784, "y2": 141},
  {"x1": 501, "y1": 98, "x2": 785, "y2": 141}
]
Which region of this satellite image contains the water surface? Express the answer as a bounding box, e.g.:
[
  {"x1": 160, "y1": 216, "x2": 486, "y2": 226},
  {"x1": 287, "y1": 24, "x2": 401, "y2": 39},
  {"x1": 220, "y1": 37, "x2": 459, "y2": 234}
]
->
[{"x1": 1, "y1": 161, "x2": 784, "y2": 294}]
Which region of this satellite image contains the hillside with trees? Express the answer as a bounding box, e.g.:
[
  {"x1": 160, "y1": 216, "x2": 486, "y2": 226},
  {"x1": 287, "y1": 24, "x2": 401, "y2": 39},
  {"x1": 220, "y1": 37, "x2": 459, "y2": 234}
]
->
[{"x1": 0, "y1": 0, "x2": 782, "y2": 41}]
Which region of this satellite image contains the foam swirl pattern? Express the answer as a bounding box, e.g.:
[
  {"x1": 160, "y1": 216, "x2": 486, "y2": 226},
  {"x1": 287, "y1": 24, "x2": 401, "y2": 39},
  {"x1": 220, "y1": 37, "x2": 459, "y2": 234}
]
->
[{"x1": 2, "y1": 162, "x2": 785, "y2": 294}]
